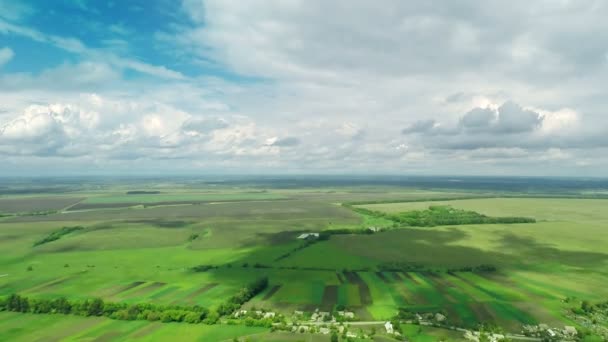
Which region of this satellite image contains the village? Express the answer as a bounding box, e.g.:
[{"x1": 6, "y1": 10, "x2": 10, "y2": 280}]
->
[{"x1": 229, "y1": 305, "x2": 594, "y2": 342}]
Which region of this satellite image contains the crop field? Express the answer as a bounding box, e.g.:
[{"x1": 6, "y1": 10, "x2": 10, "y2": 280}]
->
[
  {"x1": 1, "y1": 180, "x2": 607, "y2": 341},
  {"x1": 0, "y1": 196, "x2": 85, "y2": 214}
]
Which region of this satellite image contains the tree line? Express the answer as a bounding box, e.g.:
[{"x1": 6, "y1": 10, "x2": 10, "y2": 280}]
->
[
  {"x1": 33, "y1": 226, "x2": 84, "y2": 247},
  {"x1": 1, "y1": 277, "x2": 269, "y2": 325},
  {"x1": 1, "y1": 294, "x2": 210, "y2": 324},
  {"x1": 216, "y1": 277, "x2": 269, "y2": 316},
  {"x1": 347, "y1": 205, "x2": 535, "y2": 227}
]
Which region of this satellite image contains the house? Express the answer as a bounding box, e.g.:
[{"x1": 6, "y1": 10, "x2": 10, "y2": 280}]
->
[
  {"x1": 563, "y1": 326, "x2": 577, "y2": 336},
  {"x1": 233, "y1": 310, "x2": 247, "y2": 318},
  {"x1": 297, "y1": 233, "x2": 320, "y2": 240},
  {"x1": 547, "y1": 329, "x2": 556, "y2": 337},
  {"x1": 337, "y1": 311, "x2": 355, "y2": 319},
  {"x1": 263, "y1": 312, "x2": 275, "y2": 319},
  {"x1": 319, "y1": 327, "x2": 330, "y2": 335},
  {"x1": 490, "y1": 334, "x2": 505, "y2": 342},
  {"x1": 293, "y1": 325, "x2": 310, "y2": 333},
  {"x1": 385, "y1": 321, "x2": 394, "y2": 334},
  {"x1": 435, "y1": 313, "x2": 446, "y2": 322},
  {"x1": 368, "y1": 227, "x2": 380, "y2": 232}
]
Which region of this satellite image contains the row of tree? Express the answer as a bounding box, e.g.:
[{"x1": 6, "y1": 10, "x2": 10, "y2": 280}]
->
[
  {"x1": 33, "y1": 226, "x2": 84, "y2": 247},
  {"x1": 216, "y1": 277, "x2": 269, "y2": 316},
  {"x1": 0, "y1": 294, "x2": 211, "y2": 324},
  {"x1": 348, "y1": 205, "x2": 535, "y2": 227}
]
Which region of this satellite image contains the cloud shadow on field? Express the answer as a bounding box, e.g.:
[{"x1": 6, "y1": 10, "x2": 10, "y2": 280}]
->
[{"x1": 495, "y1": 233, "x2": 608, "y2": 268}]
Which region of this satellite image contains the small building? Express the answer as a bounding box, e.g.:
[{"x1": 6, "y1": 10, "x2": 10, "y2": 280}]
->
[
  {"x1": 293, "y1": 325, "x2": 310, "y2": 333},
  {"x1": 346, "y1": 332, "x2": 358, "y2": 338},
  {"x1": 563, "y1": 326, "x2": 577, "y2": 336},
  {"x1": 491, "y1": 334, "x2": 505, "y2": 342},
  {"x1": 435, "y1": 313, "x2": 446, "y2": 322},
  {"x1": 293, "y1": 310, "x2": 304, "y2": 316},
  {"x1": 263, "y1": 312, "x2": 275, "y2": 319},
  {"x1": 385, "y1": 321, "x2": 394, "y2": 334},
  {"x1": 319, "y1": 327, "x2": 330, "y2": 335},
  {"x1": 547, "y1": 329, "x2": 556, "y2": 337},
  {"x1": 337, "y1": 311, "x2": 355, "y2": 319},
  {"x1": 297, "y1": 233, "x2": 320, "y2": 240},
  {"x1": 234, "y1": 309, "x2": 247, "y2": 318}
]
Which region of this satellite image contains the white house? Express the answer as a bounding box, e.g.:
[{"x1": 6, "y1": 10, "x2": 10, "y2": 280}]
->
[
  {"x1": 385, "y1": 321, "x2": 394, "y2": 334},
  {"x1": 563, "y1": 326, "x2": 577, "y2": 336},
  {"x1": 297, "y1": 233, "x2": 320, "y2": 240}
]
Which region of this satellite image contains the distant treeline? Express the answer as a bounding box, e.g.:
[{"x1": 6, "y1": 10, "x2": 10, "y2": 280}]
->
[
  {"x1": 33, "y1": 226, "x2": 84, "y2": 247},
  {"x1": 342, "y1": 196, "x2": 491, "y2": 206},
  {"x1": 0, "y1": 294, "x2": 211, "y2": 324},
  {"x1": 347, "y1": 205, "x2": 535, "y2": 227},
  {"x1": 190, "y1": 264, "x2": 218, "y2": 272},
  {"x1": 192, "y1": 261, "x2": 495, "y2": 274},
  {"x1": 0, "y1": 210, "x2": 58, "y2": 218},
  {"x1": 378, "y1": 262, "x2": 497, "y2": 273},
  {"x1": 126, "y1": 191, "x2": 161, "y2": 195}
]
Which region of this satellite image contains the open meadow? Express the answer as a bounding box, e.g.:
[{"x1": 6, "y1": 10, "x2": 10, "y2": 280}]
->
[{"x1": 1, "y1": 177, "x2": 607, "y2": 341}]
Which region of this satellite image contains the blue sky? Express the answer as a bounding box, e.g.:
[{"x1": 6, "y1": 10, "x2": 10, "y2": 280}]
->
[{"x1": 1, "y1": 1, "x2": 608, "y2": 176}]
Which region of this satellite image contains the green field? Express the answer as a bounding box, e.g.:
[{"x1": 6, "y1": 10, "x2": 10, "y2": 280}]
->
[{"x1": 1, "y1": 181, "x2": 607, "y2": 341}]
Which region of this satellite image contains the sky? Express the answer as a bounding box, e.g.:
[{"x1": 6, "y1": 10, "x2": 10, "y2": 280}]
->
[{"x1": 1, "y1": 0, "x2": 607, "y2": 177}]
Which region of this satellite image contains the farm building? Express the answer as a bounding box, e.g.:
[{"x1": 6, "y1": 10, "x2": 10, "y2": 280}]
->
[
  {"x1": 337, "y1": 311, "x2": 355, "y2": 319},
  {"x1": 297, "y1": 233, "x2": 319, "y2": 240},
  {"x1": 385, "y1": 321, "x2": 394, "y2": 334},
  {"x1": 563, "y1": 326, "x2": 577, "y2": 336}
]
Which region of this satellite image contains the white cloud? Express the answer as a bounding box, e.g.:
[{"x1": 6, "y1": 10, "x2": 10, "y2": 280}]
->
[
  {"x1": 0, "y1": 47, "x2": 13, "y2": 66},
  {"x1": 1, "y1": 1, "x2": 608, "y2": 176}
]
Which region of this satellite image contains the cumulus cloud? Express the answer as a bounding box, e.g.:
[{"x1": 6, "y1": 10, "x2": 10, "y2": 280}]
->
[
  {"x1": 1, "y1": 1, "x2": 608, "y2": 175},
  {"x1": 265, "y1": 136, "x2": 300, "y2": 147},
  {"x1": 181, "y1": 117, "x2": 229, "y2": 135},
  {"x1": 0, "y1": 103, "x2": 98, "y2": 156},
  {"x1": 459, "y1": 102, "x2": 542, "y2": 133},
  {"x1": 402, "y1": 120, "x2": 437, "y2": 134},
  {"x1": 335, "y1": 122, "x2": 365, "y2": 139},
  {"x1": 401, "y1": 100, "x2": 605, "y2": 152}
]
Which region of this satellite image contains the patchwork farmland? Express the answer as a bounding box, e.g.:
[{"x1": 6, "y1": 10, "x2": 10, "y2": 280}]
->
[{"x1": 1, "y1": 178, "x2": 608, "y2": 341}]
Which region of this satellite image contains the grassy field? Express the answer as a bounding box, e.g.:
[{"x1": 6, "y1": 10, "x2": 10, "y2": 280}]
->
[{"x1": 1, "y1": 184, "x2": 607, "y2": 340}]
